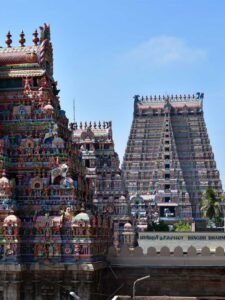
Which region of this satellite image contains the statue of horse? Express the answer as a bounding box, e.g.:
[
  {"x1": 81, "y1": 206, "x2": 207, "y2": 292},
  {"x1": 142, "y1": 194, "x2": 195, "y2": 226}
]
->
[{"x1": 50, "y1": 163, "x2": 69, "y2": 184}]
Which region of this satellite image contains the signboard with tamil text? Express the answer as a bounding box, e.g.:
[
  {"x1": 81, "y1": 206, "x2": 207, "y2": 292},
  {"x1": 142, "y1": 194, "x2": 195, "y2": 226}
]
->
[{"x1": 138, "y1": 232, "x2": 225, "y2": 253}]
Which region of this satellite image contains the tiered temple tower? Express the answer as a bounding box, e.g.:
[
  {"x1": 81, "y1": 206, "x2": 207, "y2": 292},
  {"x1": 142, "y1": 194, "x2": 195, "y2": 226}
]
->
[
  {"x1": 122, "y1": 94, "x2": 222, "y2": 228},
  {"x1": 71, "y1": 121, "x2": 133, "y2": 247},
  {"x1": 0, "y1": 25, "x2": 112, "y2": 266}
]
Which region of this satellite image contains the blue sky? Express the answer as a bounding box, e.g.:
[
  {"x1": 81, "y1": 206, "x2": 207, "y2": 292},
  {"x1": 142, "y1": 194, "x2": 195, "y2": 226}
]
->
[{"x1": 1, "y1": 0, "x2": 225, "y2": 187}]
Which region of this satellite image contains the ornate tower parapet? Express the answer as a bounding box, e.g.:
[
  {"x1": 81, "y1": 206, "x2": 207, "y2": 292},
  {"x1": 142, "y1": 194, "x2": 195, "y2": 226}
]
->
[{"x1": 134, "y1": 93, "x2": 203, "y2": 116}]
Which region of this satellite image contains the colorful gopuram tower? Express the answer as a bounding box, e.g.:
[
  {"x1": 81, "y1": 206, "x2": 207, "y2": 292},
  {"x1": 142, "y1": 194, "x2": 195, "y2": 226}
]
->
[
  {"x1": 122, "y1": 94, "x2": 223, "y2": 229},
  {"x1": 0, "y1": 25, "x2": 112, "y2": 266},
  {"x1": 71, "y1": 121, "x2": 133, "y2": 248}
]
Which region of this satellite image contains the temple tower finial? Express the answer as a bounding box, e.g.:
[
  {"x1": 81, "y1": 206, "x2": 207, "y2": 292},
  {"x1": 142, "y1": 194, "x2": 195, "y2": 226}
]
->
[
  {"x1": 6, "y1": 31, "x2": 12, "y2": 47},
  {"x1": 133, "y1": 95, "x2": 140, "y2": 102},
  {"x1": 19, "y1": 30, "x2": 26, "y2": 47},
  {"x1": 32, "y1": 29, "x2": 39, "y2": 46}
]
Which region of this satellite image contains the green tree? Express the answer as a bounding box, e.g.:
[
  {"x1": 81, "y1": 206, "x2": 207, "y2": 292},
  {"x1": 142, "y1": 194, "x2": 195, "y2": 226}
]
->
[
  {"x1": 200, "y1": 188, "x2": 223, "y2": 226},
  {"x1": 174, "y1": 220, "x2": 191, "y2": 232}
]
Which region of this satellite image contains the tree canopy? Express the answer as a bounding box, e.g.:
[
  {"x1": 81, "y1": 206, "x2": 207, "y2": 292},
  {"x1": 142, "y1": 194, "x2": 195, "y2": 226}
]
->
[{"x1": 200, "y1": 188, "x2": 224, "y2": 226}]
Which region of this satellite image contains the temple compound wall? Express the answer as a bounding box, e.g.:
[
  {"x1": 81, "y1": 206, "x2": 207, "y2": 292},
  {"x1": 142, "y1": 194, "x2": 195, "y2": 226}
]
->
[
  {"x1": 107, "y1": 266, "x2": 225, "y2": 299},
  {"x1": 104, "y1": 233, "x2": 225, "y2": 298},
  {"x1": 108, "y1": 232, "x2": 225, "y2": 267}
]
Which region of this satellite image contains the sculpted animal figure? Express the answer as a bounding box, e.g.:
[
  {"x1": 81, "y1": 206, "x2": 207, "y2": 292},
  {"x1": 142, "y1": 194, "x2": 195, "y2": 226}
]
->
[
  {"x1": 43, "y1": 123, "x2": 58, "y2": 143},
  {"x1": 50, "y1": 163, "x2": 69, "y2": 184}
]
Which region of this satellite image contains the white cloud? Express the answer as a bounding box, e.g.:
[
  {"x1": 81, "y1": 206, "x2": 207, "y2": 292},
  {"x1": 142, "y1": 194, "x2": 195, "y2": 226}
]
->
[{"x1": 124, "y1": 36, "x2": 207, "y2": 67}]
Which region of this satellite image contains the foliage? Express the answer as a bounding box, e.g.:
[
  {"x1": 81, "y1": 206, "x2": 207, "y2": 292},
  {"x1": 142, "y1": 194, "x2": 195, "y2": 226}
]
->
[
  {"x1": 146, "y1": 220, "x2": 169, "y2": 232},
  {"x1": 200, "y1": 188, "x2": 223, "y2": 226},
  {"x1": 174, "y1": 220, "x2": 191, "y2": 232}
]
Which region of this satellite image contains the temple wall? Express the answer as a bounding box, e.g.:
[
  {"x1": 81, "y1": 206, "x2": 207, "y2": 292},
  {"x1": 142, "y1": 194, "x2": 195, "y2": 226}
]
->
[
  {"x1": 1, "y1": 249, "x2": 225, "y2": 299},
  {"x1": 0, "y1": 263, "x2": 104, "y2": 300},
  {"x1": 107, "y1": 232, "x2": 225, "y2": 267},
  {"x1": 138, "y1": 232, "x2": 225, "y2": 253},
  {"x1": 100, "y1": 267, "x2": 225, "y2": 298}
]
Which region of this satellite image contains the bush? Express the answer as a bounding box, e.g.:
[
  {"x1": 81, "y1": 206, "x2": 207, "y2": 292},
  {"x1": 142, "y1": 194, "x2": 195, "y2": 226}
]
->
[{"x1": 174, "y1": 221, "x2": 191, "y2": 232}]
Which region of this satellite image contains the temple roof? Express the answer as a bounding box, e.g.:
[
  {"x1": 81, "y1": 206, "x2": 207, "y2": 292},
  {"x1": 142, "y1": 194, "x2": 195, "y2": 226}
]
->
[
  {"x1": 3, "y1": 214, "x2": 21, "y2": 225},
  {"x1": 73, "y1": 127, "x2": 110, "y2": 138},
  {"x1": 72, "y1": 121, "x2": 113, "y2": 142},
  {"x1": 73, "y1": 212, "x2": 90, "y2": 222},
  {"x1": 0, "y1": 24, "x2": 53, "y2": 78},
  {"x1": 134, "y1": 94, "x2": 203, "y2": 112}
]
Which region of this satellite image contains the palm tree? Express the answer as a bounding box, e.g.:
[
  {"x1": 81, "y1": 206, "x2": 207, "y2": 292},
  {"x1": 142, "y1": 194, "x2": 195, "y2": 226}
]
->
[{"x1": 200, "y1": 188, "x2": 223, "y2": 226}]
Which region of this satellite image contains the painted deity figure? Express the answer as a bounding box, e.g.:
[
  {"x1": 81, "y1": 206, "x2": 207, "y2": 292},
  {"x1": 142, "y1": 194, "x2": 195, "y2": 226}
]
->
[
  {"x1": 74, "y1": 245, "x2": 80, "y2": 260},
  {"x1": 5, "y1": 244, "x2": 13, "y2": 256},
  {"x1": 3, "y1": 214, "x2": 21, "y2": 242},
  {"x1": 37, "y1": 244, "x2": 43, "y2": 256},
  {"x1": 45, "y1": 226, "x2": 51, "y2": 238},
  {"x1": 47, "y1": 244, "x2": 53, "y2": 257},
  {"x1": 54, "y1": 244, "x2": 61, "y2": 256},
  {"x1": 63, "y1": 207, "x2": 73, "y2": 222},
  {"x1": 7, "y1": 224, "x2": 14, "y2": 235}
]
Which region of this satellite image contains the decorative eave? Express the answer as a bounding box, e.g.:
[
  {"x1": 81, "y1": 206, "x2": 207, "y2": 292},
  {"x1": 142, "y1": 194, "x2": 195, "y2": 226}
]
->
[
  {"x1": 0, "y1": 46, "x2": 39, "y2": 66},
  {"x1": 0, "y1": 68, "x2": 46, "y2": 78}
]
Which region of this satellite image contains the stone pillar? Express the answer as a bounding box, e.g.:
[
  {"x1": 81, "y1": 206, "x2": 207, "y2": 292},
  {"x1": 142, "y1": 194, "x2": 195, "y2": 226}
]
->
[
  {"x1": 192, "y1": 221, "x2": 196, "y2": 232},
  {"x1": 4, "y1": 282, "x2": 21, "y2": 300},
  {"x1": 23, "y1": 286, "x2": 33, "y2": 300},
  {"x1": 53, "y1": 285, "x2": 61, "y2": 300}
]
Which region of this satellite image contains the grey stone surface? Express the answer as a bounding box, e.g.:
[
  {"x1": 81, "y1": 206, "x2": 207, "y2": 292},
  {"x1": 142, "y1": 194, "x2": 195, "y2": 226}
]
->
[
  {"x1": 147, "y1": 247, "x2": 157, "y2": 256},
  {"x1": 173, "y1": 246, "x2": 183, "y2": 257}
]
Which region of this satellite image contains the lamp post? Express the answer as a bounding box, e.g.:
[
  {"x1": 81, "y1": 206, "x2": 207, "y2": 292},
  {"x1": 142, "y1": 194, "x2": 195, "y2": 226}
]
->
[
  {"x1": 69, "y1": 291, "x2": 81, "y2": 299},
  {"x1": 132, "y1": 275, "x2": 150, "y2": 300}
]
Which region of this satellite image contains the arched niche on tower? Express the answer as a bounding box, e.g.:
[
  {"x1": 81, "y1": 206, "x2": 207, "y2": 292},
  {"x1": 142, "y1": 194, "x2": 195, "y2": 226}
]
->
[
  {"x1": 164, "y1": 102, "x2": 171, "y2": 114},
  {"x1": 13, "y1": 104, "x2": 31, "y2": 118},
  {"x1": 182, "y1": 104, "x2": 189, "y2": 114},
  {"x1": 23, "y1": 138, "x2": 35, "y2": 149},
  {"x1": 80, "y1": 128, "x2": 95, "y2": 143},
  {"x1": 31, "y1": 176, "x2": 43, "y2": 190}
]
